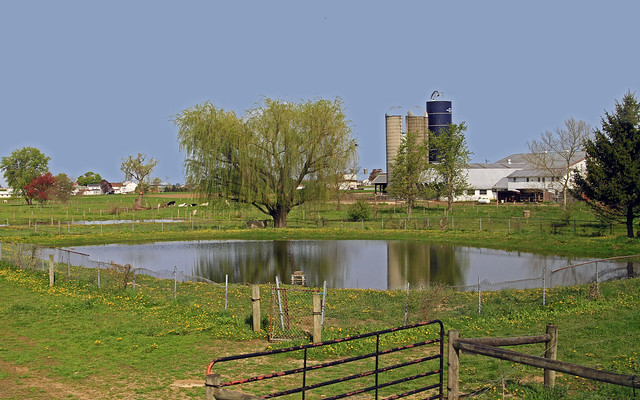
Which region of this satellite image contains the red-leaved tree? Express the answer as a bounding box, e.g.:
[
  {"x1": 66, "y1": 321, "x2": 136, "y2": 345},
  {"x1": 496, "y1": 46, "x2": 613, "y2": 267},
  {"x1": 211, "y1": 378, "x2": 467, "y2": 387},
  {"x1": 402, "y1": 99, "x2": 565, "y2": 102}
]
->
[{"x1": 24, "y1": 172, "x2": 56, "y2": 205}]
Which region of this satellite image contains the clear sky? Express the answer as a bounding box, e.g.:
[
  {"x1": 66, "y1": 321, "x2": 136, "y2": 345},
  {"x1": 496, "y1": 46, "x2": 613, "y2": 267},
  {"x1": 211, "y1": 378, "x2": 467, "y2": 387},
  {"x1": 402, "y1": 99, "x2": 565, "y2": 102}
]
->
[{"x1": 1, "y1": 1, "x2": 638, "y2": 186}]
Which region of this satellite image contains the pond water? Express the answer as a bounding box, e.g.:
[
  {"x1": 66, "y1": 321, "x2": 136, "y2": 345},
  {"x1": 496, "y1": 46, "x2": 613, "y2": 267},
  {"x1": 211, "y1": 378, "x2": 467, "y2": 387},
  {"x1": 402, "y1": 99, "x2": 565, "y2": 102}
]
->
[{"x1": 70, "y1": 240, "x2": 634, "y2": 290}]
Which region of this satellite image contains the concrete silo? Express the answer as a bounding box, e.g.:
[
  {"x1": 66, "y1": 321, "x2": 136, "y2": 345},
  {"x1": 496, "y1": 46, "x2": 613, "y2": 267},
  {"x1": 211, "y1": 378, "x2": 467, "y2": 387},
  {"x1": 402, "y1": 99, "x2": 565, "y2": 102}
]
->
[
  {"x1": 385, "y1": 114, "x2": 403, "y2": 181},
  {"x1": 405, "y1": 111, "x2": 428, "y2": 146}
]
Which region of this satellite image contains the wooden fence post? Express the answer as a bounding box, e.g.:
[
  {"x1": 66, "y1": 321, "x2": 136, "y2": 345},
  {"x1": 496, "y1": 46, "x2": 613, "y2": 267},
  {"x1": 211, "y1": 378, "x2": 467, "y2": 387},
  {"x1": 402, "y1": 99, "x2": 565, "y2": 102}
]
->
[
  {"x1": 447, "y1": 330, "x2": 460, "y2": 400},
  {"x1": 48, "y1": 254, "x2": 55, "y2": 287},
  {"x1": 312, "y1": 293, "x2": 321, "y2": 343},
  {"x1": 206, "y1": 374, "x2": 220, "y2": 400},
  {"x1": 251, "y1": 285, "x2": 261, "y2": 332},
  {"x1": 544, "y1": 324, "x2": 558, "y2": 388}
]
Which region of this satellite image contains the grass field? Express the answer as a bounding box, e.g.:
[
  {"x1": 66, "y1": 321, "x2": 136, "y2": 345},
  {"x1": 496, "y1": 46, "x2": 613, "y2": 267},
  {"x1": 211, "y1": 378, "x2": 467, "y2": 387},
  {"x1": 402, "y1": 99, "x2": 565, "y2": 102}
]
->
[
  {"x1": 0, "y1": 258, "x2": 638, "y2": 399},
  {"x1": 1, "y1": 194, "x2": 640, "y2": 399}
]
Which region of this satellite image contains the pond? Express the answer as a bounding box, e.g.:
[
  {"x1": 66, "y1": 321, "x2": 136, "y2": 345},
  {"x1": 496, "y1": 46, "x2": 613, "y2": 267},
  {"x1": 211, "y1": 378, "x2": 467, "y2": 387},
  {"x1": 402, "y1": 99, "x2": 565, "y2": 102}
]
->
[{"x1": 70, "y1": 240, "x2": 635, "y2": 290}]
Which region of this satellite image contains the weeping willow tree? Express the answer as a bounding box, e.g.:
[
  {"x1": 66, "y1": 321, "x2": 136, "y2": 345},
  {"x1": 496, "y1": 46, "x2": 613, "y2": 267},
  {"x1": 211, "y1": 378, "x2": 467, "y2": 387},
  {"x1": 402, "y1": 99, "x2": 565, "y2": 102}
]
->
[{"x1": 174, "y1": 98, "x2": 357, "y2": 228}]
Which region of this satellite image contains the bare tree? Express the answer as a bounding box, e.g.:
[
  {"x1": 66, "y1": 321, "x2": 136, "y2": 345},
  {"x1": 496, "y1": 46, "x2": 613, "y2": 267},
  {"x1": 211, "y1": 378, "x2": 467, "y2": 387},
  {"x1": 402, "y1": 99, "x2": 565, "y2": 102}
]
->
[
  {"x1": 121, "y1": 153, "x2": 158, "y2": 209},
  {"x1": 526, "y1": 118, "x2": 591, "y2": 209}
]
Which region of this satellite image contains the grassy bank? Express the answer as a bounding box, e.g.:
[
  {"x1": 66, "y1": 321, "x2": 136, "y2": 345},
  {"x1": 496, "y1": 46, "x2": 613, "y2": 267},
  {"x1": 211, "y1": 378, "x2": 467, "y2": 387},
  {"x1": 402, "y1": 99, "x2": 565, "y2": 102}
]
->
[{"x1": 0, "y1": 260, "x2": 638, "y2": 399}]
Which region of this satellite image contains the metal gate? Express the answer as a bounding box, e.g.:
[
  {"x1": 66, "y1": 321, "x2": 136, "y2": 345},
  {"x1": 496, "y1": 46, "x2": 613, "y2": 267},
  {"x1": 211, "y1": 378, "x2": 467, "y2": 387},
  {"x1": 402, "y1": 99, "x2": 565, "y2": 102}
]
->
[
  {"x1": 269, "y1": 285, "x2": 323, "y2": 341},
  {"x1": 206, "y1": 320, "x2": 445, "y2": 399}
]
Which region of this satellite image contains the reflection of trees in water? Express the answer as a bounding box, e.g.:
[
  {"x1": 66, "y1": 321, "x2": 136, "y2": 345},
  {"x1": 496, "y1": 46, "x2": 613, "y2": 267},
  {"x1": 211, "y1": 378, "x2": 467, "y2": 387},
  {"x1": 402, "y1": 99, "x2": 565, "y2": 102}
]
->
[
  {"x1": 193, "y1": 241, "x2": 344, "y2": 287},
  {"x1": 387, "y1": 242, "x2": 469, "y2": 289}
]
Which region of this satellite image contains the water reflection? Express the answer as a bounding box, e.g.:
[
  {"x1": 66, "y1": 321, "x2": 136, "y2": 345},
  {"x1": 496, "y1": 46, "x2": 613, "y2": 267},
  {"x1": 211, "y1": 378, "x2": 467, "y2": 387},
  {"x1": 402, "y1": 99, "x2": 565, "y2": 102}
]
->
[{"x1": 71, "y1": 240, "x2": 633, "y2": 290}]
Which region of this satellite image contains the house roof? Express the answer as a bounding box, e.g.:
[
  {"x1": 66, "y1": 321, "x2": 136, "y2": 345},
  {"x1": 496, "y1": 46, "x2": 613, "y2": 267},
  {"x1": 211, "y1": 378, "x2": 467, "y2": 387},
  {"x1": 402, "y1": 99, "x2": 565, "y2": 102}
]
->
[
  {"x1": 371, "y1": 173, "x2": 387, "y2": 185},
  {"x1": 465, "y1": 165, "x2": 520, "y2": 189}
]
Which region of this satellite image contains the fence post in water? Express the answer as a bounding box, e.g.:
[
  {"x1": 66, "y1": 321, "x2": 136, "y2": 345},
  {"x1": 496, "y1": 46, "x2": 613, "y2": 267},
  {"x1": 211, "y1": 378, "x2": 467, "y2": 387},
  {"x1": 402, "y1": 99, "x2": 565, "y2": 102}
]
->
[
  {"x1": 48, "y1": 255, "x2": 55, "y2": 287},
  {"x1": 225, "y1": 274, "x2": 228, "y2": 310},
  {"x1": 312, "y1": 293, "x2": 322, "y2": 343},
  {"x1": 67, "y1": 254, "x2": 70, "y2": 280},
  {"x1": 251, "y1": 285, "x2": 261, "y2": 332},
  {"x1": 97, "y1": 257, "x2": 101, "y2": 288},
  {"x1": 447, "y1": 330, "x2": 460, "y2": 400},
  {"x1": 174, "y1": 266, "x2": 178, "y2": 300},
  {"x1": 132, "y1": 266, "x2": 136, "y2": 290},
  {"x1": 544, "y1": 324, "x2": 558, "y2": 388}
]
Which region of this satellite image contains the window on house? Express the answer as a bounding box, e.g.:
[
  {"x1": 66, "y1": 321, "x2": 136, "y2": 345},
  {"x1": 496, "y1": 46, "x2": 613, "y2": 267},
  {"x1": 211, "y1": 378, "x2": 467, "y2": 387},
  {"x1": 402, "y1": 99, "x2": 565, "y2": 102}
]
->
[
  {"x1": 526, "y1": 178, "x2": 530, "y2": 182},
  {"x1": 537, "y1": 177, "x2": 541, "y2": 182},
  {"x1": 479, "y1": 189, "x2": 487, "y2": 195}
]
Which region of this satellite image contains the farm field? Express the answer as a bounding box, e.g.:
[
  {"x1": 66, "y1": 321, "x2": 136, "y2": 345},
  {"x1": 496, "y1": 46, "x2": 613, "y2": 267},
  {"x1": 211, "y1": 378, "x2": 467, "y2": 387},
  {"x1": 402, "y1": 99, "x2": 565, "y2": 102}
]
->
[
  {"x1": 0, "y1": 194, "x2": 640, "y2": 398},
  {"x1": 0, "y1": 259, "x2": 638, "y2": 399}
]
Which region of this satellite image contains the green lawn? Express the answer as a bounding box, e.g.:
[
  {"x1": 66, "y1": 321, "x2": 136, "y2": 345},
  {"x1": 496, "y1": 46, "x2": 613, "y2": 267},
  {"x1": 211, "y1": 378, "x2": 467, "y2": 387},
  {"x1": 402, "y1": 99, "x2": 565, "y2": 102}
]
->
[{"x1": 0, "y1": 259, "x2": 638, "y2": 399}]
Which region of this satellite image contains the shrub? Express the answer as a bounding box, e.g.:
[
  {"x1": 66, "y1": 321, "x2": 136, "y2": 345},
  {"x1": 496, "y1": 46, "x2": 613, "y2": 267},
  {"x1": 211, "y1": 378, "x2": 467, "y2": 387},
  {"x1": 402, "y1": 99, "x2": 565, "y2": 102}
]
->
[{"x1": 346, "y1": 200, "x2": 371, "y2": 222}]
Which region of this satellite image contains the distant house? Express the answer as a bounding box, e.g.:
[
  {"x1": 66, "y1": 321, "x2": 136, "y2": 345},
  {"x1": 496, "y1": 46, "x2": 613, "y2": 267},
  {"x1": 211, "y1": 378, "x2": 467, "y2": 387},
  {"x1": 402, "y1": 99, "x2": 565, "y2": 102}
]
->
[
  {"x1": 0, "y1": 187, "x2": 14, "y2": 198},
  {"x1": 118, "y1": 181, "x2": 138, "y2": 194},
  {"x1": 83, "y1": 184, "x2": 103, "y2": 195},
  {"x1": 339, "y1": 173, "x2": 358, "y2": 191}
]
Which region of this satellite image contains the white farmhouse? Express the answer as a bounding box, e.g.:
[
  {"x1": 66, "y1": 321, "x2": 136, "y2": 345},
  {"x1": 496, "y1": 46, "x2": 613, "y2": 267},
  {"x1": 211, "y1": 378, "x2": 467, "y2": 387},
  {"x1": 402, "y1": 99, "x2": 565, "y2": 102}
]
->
[
  {"x1": 114, "y1": 181, "x2": 138, "y2": 194},
  {"x1": 0, "y1": 187, "x2": 14, "y2": 198}
]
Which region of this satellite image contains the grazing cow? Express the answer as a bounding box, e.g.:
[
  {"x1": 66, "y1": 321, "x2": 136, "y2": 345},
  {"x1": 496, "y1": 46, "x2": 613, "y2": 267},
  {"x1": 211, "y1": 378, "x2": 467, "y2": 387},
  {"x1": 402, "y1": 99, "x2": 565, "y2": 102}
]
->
[
  {"x1": 200, "y1": 202, "x2": 209, "y2": 207},
  {"x1": 178, "y1": 203, "x2": 187, "y2": 207},
  {"x1": 190, "y1": 203, "x2": 197, "y2": 207},
  {"x1": 167, "y1": 201, "x2": 176, "y2": 206}
]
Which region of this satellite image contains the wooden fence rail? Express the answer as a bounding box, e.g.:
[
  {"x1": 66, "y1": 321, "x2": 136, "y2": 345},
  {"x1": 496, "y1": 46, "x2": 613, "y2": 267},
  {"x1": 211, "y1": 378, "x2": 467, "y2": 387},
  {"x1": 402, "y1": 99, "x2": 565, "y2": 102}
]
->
[{"x1": 447, "y1": 324, "x2": 640, "y2": 400}]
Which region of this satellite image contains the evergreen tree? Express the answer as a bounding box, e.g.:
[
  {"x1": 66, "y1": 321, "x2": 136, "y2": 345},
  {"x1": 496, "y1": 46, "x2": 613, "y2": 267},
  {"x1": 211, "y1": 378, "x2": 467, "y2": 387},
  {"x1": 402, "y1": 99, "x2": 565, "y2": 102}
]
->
[{"x1": 573, "y1": 91, "x2": 640, "y2": 238}]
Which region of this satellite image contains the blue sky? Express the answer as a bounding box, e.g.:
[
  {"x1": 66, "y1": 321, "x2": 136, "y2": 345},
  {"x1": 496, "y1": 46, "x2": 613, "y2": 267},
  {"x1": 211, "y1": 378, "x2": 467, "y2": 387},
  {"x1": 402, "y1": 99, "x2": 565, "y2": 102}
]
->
[{"x1": 1, "y1": 1, "x2": 638, "y2": 186}]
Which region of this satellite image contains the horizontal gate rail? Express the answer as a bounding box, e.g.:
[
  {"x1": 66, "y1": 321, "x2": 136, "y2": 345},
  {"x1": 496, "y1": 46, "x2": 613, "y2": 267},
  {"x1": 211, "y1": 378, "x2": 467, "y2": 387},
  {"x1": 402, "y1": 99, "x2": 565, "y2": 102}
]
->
[
  {"x1": 206, "y1": 320, "x2": 444, "y2": 399},
  {"x1": 455, "y1": 341, "x2": 640, "y2": 389}
]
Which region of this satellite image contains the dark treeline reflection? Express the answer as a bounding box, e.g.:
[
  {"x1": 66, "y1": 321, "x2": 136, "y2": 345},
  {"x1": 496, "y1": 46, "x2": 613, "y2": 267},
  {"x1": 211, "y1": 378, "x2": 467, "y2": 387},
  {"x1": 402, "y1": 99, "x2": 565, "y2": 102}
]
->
[
  {"x1": 193, "y1": 241, "x2": 344, "y2": 288},
  {"x1": 386, "y1": 241, "x2": 469, "y2": 289},
  {"x1": 193, "y1": 240, "x2": 468, "y2": 289}
]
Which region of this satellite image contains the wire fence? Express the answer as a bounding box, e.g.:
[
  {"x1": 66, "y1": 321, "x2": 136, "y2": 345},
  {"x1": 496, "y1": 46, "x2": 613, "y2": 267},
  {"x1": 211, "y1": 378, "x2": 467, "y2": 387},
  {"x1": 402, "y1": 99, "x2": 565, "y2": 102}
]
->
[
  {"x1": 0, "y1": 211, "x2": 630, "y2": 238},
  {"x1": 0, "y1": 241, "x2": 637, "y2": 331}
]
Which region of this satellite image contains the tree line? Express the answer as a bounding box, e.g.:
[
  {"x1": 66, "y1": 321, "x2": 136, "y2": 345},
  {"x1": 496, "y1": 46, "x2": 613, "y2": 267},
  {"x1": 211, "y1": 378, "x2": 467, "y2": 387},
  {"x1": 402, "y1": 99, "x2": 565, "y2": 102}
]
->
[
  {"x1": 0, "y1": 149, "x2": 158, "y2": 207},
  {"x1": 3, "y1": 93, "x2": 640, "y2": 237}
]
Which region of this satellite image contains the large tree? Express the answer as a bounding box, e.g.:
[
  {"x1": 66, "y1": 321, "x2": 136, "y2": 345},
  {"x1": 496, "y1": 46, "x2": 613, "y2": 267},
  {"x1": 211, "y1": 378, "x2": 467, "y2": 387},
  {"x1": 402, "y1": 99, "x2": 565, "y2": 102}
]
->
[
  {"x1": 121, "y1": 153, "x2": 158, "y2": 209},
  {"x1": 0, "y1": 147, "x2": 50, "y2": 204},
  {"x1": 51, "y1": 173, "x2": 75, "y2": 204},
  {"x1": 388, "y1": 130, "x2": 429, "y2": 214},
  {"x1": 526, "y1": 118, "x2": 591, "y2": 209},
  {"x1": 175, "y1": 98, "x2": 357, "y2": 228},
  {"x1": 77, "y1": 171, "x2": 103, "y2": 186},
  {"x1": 425, "y1": 123, "x2": 471, "y2": 212},
  {"x1": 24, "y1": 172, "x2": 56, "y2": 205},
  {"x1": 573, "y1": 91, "x2": 640, "y2": 238}
]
